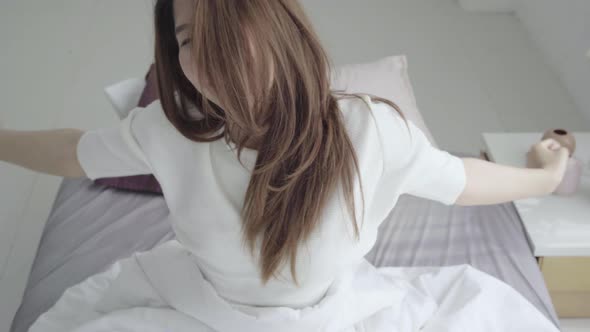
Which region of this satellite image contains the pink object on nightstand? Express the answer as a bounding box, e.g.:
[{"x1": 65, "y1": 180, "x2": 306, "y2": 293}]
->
[{"x1": 553, "y1": 157, "x2": 583, "y2": 196}]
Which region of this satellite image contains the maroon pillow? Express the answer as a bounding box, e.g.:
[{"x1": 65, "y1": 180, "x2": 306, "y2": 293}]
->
[{"x1": 94, "y1": 64, "x2": 164, "y2": 194}]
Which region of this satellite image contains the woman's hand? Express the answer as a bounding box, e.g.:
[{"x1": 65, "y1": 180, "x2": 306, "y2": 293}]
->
[{"x1": 526, "y1": 138, "x2": 569, "y2": 191}]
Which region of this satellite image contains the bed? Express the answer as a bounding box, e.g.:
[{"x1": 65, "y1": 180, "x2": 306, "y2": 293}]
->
[{"x1": 10, "y1": 151, "x2": 560, "y2": 332}]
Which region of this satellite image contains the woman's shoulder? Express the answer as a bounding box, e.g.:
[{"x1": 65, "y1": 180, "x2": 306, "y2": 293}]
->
[
  {"x1": 336, "y1": 93, "x2": 407, "y2": 133},
  {"x1": 336, "y1": 93, "x2": 425, "y2": 168},
  {"x1": 127, "y1": 99, "x2": 189, "y2": 150},
  {"x1": 133, "y1": 99, "x2": 184, "y2": 133},
  {"x1": 336, "y1": 92, "x2": 400, "y2": 114}
]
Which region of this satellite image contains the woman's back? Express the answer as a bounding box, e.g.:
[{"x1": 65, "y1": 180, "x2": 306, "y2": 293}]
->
[{"x1": 76, "y1": 92, "x2": 466, "y2": 308}]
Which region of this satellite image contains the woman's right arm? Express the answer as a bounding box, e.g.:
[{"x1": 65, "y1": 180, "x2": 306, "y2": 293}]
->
[
  {"x1": 455, "y1": 139, "x2": 569, "y2": 206},
  {"x1": 456, "y1": 158, "x2": 560, "y2": 206}
]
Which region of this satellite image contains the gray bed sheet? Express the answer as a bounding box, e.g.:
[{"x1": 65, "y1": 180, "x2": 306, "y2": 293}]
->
[{"x1": 10, "y1": 153, "x2": 559, "y2": 331}]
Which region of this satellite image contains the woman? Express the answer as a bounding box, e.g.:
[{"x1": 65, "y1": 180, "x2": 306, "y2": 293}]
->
[{"x1": 2, "y1": 0, "x2": 567, "y2": 331}]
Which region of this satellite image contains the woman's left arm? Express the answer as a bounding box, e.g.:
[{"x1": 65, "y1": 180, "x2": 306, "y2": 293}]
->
[
  {"x1": 454, "y1": 157, "x2": 560, "y2": 206},
  {"x1": 0, "y1": 128, "x2": 86, "y2": 178}
]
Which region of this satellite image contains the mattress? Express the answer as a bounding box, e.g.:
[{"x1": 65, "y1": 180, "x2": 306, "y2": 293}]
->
[{"x1": 10, "y1": 152, "x2": 559, "y2": 331}]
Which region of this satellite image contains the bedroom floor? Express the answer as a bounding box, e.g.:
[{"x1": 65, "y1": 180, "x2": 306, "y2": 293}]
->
[{"x1": 1, "y1": 0, "x2": 589, "y2": 330}]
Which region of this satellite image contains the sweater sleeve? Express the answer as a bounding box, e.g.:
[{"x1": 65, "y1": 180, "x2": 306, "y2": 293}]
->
[
  {"x1": 367, "y1": 95, "x2": 466, "y2": 206},
  {"x1": 76, "y1": 107, "x2": 153, "y2": 180}
]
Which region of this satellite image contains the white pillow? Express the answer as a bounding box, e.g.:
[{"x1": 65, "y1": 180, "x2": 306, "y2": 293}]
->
[
  {"x1": 104, "y1": 78, "x2": 146, "y2": 120},
  {"x1": 105, "y1": 55, "x2": 438, "y2": 148},
  {"x1": 330, "y1": 55, "x2": 439, "y2": 148}
]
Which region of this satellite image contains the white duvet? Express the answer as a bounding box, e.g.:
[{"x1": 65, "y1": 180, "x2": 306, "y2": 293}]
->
[{"x1": 29, "y1": 240, "x2": 559, "y2": 332}]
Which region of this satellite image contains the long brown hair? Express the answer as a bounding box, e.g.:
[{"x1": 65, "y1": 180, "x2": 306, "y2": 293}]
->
[{"x1": 154, "y1": 0, "x2": 408, "y2": 286}]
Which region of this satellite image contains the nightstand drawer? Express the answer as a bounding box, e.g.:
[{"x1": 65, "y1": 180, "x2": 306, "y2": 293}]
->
[{"x1": 539, "y1": 257, "x2": 590, "y2": 317}]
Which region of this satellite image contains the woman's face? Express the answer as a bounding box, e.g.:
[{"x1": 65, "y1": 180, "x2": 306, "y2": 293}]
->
[
  {"x1": 172, "y1": 0, "x2": 274, "y2": 112},
  {"x1": 173, "y1": 0, "x2": 221, "y2": 106}
]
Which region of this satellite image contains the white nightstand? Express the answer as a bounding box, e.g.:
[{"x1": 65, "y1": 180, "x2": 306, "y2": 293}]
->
[{"x1": 482, "y1": 132, "x2": 590, "y2": 318}]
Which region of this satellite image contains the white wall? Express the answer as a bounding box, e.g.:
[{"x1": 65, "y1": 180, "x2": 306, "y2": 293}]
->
[
  {"x1": 458, "y1": 0, "x2": 516, "y2": 13},
  {"x1": 2, "y1": 0, "x2": 585, "y2": 155},
  {"x1": 459, "y1": 0, "x2": 590, "y2": 123},
  {"x1": 514, "y1": 0, "x2": 590, "y2": 122},
  {"x1": 302, "y1": 0, "x2": 588, "y2": 153}
]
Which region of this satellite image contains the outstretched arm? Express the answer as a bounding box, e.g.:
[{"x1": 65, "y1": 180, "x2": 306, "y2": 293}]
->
[
  {"x1": 0, "y1": 128, "x2": 86, "y2": 178},
  {"x1": 454, "y1": 139, "x2": 568, "y2": 206},
  {"x1": 454, "y1": 157, "x2": 560, "y2": 206}
]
